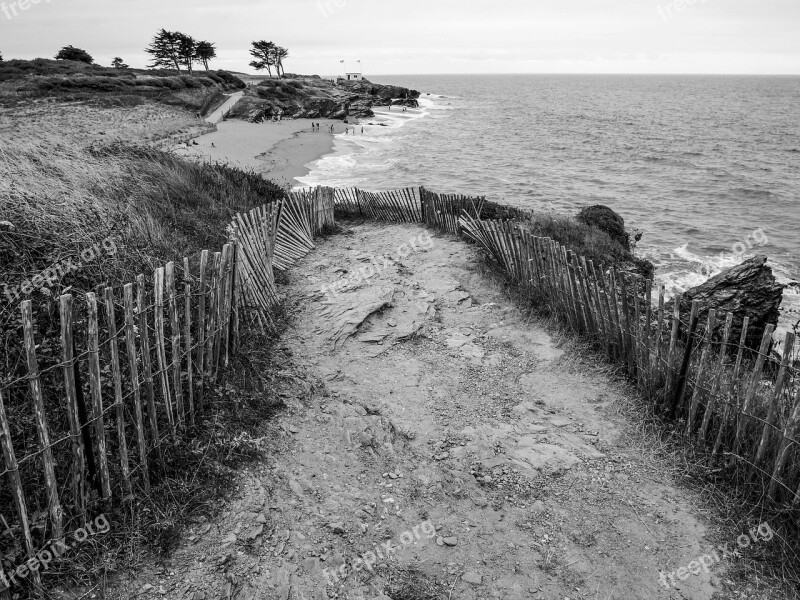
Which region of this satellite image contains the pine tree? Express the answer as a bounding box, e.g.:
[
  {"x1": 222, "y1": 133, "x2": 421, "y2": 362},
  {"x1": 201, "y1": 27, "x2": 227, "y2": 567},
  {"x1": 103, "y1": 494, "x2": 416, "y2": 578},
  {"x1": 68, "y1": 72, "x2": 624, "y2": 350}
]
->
[{"x1": 195, "y1": 41, "x2": 216, "y2": 70}]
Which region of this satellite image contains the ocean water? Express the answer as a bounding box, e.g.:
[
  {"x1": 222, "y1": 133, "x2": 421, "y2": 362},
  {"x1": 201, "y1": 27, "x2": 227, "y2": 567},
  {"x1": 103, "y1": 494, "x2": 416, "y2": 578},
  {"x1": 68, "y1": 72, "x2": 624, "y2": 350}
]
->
[{"x1": 297, "y1": 74, "x2": 800, "y2": 332}]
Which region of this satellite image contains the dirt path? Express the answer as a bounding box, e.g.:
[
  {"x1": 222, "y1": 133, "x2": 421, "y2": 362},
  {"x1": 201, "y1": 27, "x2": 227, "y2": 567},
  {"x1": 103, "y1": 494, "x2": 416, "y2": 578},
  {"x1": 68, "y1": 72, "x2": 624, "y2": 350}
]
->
[{"x1": 115, "y1": 222, "x2": 730, "y2": 600}]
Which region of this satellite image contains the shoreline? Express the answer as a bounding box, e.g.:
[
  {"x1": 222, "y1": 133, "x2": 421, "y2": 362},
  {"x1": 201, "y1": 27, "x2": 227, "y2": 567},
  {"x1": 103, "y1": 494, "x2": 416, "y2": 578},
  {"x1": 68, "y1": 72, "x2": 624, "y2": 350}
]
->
[{"x1": 173, "y1": 118, "x2": 340, "y2": 188}]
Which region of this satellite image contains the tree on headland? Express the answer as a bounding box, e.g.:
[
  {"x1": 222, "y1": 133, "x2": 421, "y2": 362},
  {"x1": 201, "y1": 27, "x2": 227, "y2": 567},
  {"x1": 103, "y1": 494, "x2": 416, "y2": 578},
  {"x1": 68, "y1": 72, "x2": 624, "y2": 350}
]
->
[
  {"x1": 177, "y1": 34, "x2": 197, "y2": 74},
  {"x1": 249, "y1": 40, "x2": 276, "y2": 78},
  {"x1": 195, "y1": 41, "x2": 216, "y2": 70},
  {"x1": 145, "y1": 29, "x2": 184, "y2": 72},
  {"x1": 273, "y1": 46, "x2": 289, "y2": 77},
  {"x1": 55, "y1": 45, "x2": 93, "y2": 64},
  {"x1": 111, "y1": 57, "x2": 128, "y2": 69}
]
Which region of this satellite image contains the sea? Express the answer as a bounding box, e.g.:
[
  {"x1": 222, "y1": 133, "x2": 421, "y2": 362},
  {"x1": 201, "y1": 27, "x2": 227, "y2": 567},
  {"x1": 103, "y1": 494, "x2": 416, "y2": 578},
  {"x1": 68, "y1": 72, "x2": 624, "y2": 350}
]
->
[{"x1": 296, "y1": 74, "x2": 800, "y2": 336}]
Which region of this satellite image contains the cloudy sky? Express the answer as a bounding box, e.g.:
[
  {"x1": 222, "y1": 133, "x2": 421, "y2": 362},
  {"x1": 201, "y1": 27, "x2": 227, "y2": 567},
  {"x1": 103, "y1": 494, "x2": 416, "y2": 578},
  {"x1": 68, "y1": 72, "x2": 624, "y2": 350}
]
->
[{"x1": 1, "y1": 0, "x2": 798, "y2": 75}]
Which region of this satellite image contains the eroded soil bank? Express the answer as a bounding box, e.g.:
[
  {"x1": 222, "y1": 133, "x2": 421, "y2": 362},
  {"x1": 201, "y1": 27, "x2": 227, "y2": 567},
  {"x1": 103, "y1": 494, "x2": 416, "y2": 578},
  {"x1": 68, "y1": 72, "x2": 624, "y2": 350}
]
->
[{"x1": 108, "y1": 221, "x2": 743, "y2": 600}]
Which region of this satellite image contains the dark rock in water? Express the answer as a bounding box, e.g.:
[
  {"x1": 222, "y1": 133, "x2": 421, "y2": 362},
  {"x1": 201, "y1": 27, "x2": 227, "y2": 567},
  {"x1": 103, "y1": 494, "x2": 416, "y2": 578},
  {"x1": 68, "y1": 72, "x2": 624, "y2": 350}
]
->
[
  {"x1": 679, "y1": 255, "x2": 784, "y2": 349},
  {"x1": 577, "y1": 205, "x2": 630, "y2": 251}
]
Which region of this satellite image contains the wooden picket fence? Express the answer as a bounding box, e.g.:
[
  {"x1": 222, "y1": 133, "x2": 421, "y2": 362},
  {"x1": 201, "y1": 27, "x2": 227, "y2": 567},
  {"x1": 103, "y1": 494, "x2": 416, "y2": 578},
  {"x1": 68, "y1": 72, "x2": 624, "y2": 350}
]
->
[
  {"x1": 332, "y1": 186, "x2": 800, "y2": 506},
  {"x1": 1, "y1": 183, "x2": 797, "y2": 597},
  {"x1": 0, "y1": 189, "x2": 335, "y2": 596}
]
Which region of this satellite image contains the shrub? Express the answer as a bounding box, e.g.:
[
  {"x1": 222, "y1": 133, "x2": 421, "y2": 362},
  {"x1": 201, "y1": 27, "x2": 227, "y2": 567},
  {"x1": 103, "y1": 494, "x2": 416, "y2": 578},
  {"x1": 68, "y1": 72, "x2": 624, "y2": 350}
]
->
[{"x1": 577, "y1": 205, "x2": 630, "y2": 251}]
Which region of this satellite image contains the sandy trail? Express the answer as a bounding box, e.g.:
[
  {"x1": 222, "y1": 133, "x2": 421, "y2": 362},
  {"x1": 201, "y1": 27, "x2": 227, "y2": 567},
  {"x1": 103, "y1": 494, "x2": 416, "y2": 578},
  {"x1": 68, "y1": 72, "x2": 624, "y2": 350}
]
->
[{"x1": 113, "y1": 222, "x2": 727, "y2": 600}]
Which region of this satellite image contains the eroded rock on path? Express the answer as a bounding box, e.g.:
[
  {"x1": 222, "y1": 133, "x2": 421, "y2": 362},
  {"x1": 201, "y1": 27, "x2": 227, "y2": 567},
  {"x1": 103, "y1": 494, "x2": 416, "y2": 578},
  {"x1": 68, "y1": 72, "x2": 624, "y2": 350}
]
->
[{"x1": 111, "y1": 222, "x2": 729, "y2": 600}]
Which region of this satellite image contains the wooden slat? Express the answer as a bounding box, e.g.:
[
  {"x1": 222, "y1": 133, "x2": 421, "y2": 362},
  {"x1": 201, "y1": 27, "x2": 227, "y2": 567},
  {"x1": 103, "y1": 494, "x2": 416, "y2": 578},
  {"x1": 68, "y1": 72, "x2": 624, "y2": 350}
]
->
[
  {"x1": 0, "y1": 388, "x2": 41, "y2": 589},
  {"x1": 213, "y1": 244, "x2": 231, "y2": 378},
  {"x1": 664, "y1": 296, "x2": 682, "y2": 405},
  {"x1": 154, "y1": 267, "x2": 175, "y2": 434},
  {"x1": 755, "y1": 332, "x2": 794, "y2": 464},
  {"x1": 21, "y1": 300, "x2": 64, "y2": 539},
  {"x1": 222, "y1": 241, "x2": 236, "y2": 368},
  {"x1": 104, "y1": 287, "x2": 132, "y2": 499},
  {"x1": 669, "y1": 299, "x2": 700, "y2": 419},
  {"x1": 137, "y1": 274, "x2": 161, "y2": 454},
  {"x1": 653, "y1": 285, "x2": 666, "y2": 381},
  {"x1": 617, "y1": 270, "x2": 635, "y2": 377},
  {"x1": 735, "y1": 324, "x2": 776, "y2": 448},
  {"x1": 183, "y1": 261, "x2": 196, "y2": 426},
  {"x1": 165, "y1": 262, "x2": 184, "y2": 429},
  {"x1": 701, "y1": 312, "x2": 734, "y2": 443},
  {"x1": 86, "y1": 292, "x2": 112, "y2": 500},
  {"x1": 205, "y1": 252, "x2": 221, "y2": 375},
  {"x1": 59, "y1": 293, "x2": 86, "y2": 519},
  {"x1": 642, "y1": 279, "x2": 653, "y2": 391},
  {"x1": 713, "y1": 316, "x2": 750, "y2": 456},
  {"x1": 768, "y1": 371, "x2": 800, "y2": 500},
  {"x1": 633, "y1": 276, "x2": 643, "y2": 389},
  {"x1": 686, "y1": 309, "x2": 717, "y2": 433},
  {"x1": 196, "y1": 250, "x2": 208, "y2": 411},
  {"x1": 124, "y1": 283, "x2": 150, "y2": 492}
]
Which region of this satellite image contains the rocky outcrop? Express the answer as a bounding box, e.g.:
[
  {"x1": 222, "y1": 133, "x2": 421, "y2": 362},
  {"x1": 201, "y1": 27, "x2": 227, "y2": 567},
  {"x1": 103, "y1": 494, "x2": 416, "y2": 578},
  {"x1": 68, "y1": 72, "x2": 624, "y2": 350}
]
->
[
  {"x1": 227, "y1": 78, "x2": 420, "y2": 122},
  {"x1": 340, "y1": 80, "x2": 420, "y2": 108},
  {"x1": 577, "y1": 205, "x2": 630, "y2": 251},
  {"x1": 679, "y1": 255, "x2": 784, "y2": 349}
]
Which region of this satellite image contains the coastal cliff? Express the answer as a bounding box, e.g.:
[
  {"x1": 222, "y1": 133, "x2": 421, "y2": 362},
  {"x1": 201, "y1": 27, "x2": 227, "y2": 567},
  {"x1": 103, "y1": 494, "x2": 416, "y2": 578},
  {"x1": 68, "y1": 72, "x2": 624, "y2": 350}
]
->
[{"x1": 227, "y1": 77, "x2": 420, "y2": 122}]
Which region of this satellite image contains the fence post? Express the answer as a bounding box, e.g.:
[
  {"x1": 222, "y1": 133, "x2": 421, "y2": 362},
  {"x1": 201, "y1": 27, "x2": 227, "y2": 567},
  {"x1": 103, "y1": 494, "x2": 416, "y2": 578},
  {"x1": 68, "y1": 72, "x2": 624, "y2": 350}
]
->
[
  {"x1": 183, "y1": 258, "x2": 196, "y2": 426},
  {"x1": 21, "y1": 300, "x2": 65, "y2": 541},
  {"x1": 154, "y1": 267, "x2": 175, "y2": 434},
  {"x1": 137, "y1": 274, "x2": 161, "y2": 458},
  {"x1": 701, "y1": 312, "x2": 733, "y2": 443},
  {"x1": 686, "y1": 309, "x2": 716, "y2": 433},
  {"x1": 713, "y1": 315, "x2": 750, "y2": 457},
  {"x1": 103, "y1": 287, "x2": 132, "y2": 500},
  {"x1": 165, "y1": 262, "x2": 184, "y2": 429},
  {"x1": 59, "y1": 293, "x2": 86, "y2": 521},
  {"x1": 735, "y1": 324, "x2": 775, "y2": 451},
  {"x1": 0, "y1": 388, "x2": 41, "y2": 590},
  {"x1": 668, "y1": 299, "x2": 700, "y2": 420},
  {"x1": 86, "y1": 293, "x2": 112, "y2": 501},
  {"x1": 768, "y1": 374, "x2": 800, "y2": 501},
  {"x1": 196, "y1": 250, "x2": 209, "y2": 411},
  {"x1": 755, "y1": 332, "x2": 794, "y2": 464},
  {"x1": 124, "y1": 283, "x2": 150, "y2": 493}
]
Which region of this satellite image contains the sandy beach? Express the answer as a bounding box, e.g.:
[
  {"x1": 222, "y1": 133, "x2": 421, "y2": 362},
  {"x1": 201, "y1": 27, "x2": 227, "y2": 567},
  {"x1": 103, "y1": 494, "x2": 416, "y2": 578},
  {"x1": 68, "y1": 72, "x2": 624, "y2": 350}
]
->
[{"x1": 174, "y1": 118, "x2": 340, "y2": 188}]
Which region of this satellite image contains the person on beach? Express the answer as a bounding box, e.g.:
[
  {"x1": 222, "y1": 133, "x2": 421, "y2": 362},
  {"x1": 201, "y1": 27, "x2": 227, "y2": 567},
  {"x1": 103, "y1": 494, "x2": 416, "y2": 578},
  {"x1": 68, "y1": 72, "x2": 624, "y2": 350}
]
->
[{"x1": 361, "y1": 127, "x2": 364, "y2": 134}]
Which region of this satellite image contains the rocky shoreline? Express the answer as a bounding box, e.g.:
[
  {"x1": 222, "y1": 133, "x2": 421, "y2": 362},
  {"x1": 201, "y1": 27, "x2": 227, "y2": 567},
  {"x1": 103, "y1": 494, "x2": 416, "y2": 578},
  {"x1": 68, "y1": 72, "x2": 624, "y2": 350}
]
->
[{"x1": 229, "y1": 77, "x2": 421, "y2": 122}]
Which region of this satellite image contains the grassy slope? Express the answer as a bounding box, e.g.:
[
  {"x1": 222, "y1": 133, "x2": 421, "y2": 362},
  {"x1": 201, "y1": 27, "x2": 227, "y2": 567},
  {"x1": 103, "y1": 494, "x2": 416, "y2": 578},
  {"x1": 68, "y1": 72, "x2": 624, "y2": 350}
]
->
[
  {"x1": 0, "y1": 90, "x2": 290, "y2": 595},
  {"x1": 0, "y1": 58, "x2": 245, "y2": 113}
]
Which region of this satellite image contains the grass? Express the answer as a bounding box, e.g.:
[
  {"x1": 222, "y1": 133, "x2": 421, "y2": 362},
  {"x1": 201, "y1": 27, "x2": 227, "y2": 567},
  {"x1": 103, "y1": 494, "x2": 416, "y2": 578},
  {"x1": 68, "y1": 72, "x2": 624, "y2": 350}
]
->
[
  {"x1": 0, "y1": 121, "x2": 288, "y2": 597},
  {"x1": 479, "y1": 197, "x2": 654, "y2": 279},
  {"x1": 0, "y1": 59, "x2": 245, "y2": 112}
]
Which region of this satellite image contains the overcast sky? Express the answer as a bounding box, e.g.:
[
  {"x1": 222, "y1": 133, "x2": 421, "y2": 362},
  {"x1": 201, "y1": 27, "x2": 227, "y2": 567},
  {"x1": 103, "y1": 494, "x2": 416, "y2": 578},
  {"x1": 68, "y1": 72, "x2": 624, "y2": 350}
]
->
[{"x1": 1, "y1": 0, "x2": 798, "y2": 75}]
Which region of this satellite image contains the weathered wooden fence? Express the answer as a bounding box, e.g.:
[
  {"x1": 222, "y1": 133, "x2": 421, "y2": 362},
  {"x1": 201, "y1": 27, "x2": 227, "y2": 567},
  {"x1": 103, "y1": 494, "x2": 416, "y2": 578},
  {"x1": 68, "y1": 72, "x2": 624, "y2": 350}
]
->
[
  {"x1": 0, "y1": 189, "x2": 335, "y2": 597},
  {"x1": 333, "y1": 186, "x2": 800, "y2": 507},
  {"x1": 1, "y1": 183, "x2": 798, "y2": 597}
]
